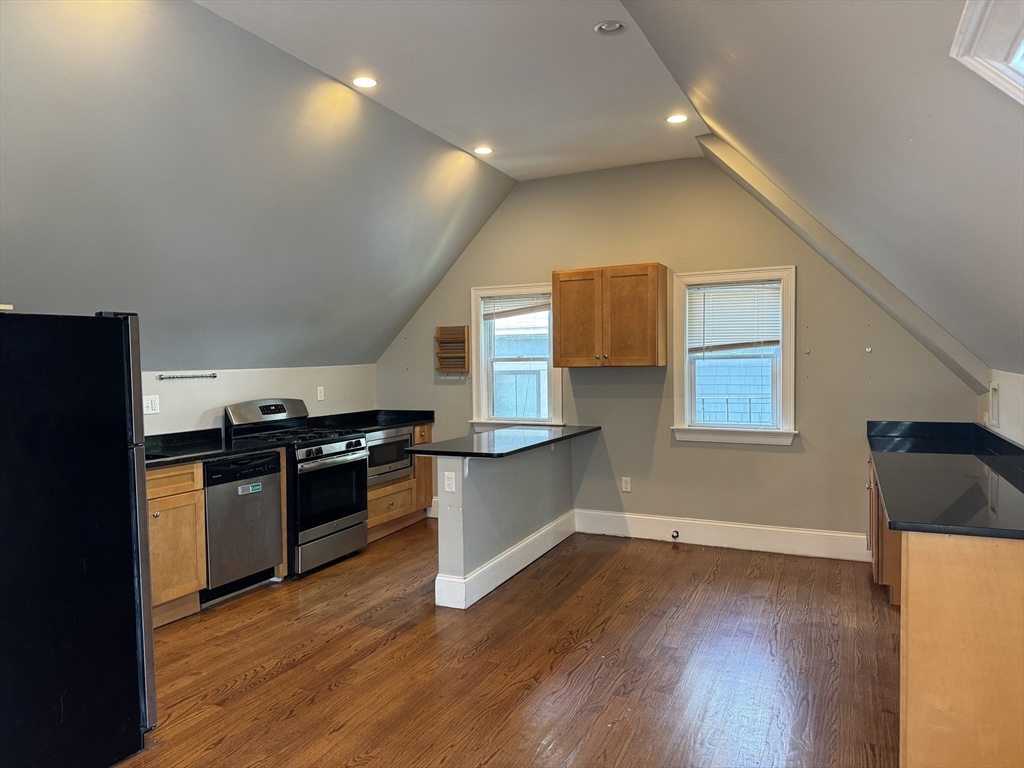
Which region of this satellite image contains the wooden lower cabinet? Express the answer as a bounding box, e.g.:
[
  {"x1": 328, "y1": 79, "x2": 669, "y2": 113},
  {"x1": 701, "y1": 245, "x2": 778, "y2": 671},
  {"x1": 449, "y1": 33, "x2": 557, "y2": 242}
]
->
[
  {"x1": 367, "y1": 424, "x2": 433, "y2": 543},
  {"x1": 146, "y1": 462, "x2": 206, "y2": 627},
  {"x1": 868, "y1": 458, "x2": 901, "y2": 605},
  {"x1": 900, "y1": 532, "x2": 1024, "y2": 768}
]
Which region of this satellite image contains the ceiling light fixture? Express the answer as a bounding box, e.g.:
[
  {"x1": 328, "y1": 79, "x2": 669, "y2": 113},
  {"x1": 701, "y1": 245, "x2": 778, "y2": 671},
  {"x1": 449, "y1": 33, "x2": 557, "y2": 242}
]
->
[
  {"x1": 594, "y1": 20, "x2": 626, "y2": 36},
  {"x1": 473, "y1": 147, "x2": 493, "y2": 155},
  {"x1": 666, "y1": 114, "x2": 688, "y2": 123},
  {"x1": 352, "y1": 77, "x2": 378, "y2": 88}
]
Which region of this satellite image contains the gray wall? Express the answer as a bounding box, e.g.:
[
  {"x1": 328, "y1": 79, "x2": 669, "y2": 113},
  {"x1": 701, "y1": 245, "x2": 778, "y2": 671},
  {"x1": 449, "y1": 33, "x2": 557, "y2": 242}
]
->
[
  {"x1": 0, "y1": 0, "x2": 515, "y2": 370},
  {"x1": 377, "y1": 158, "x2": 978, "y2": 534},
  {"x1": 461, "y1": 441, "x2": 573, "y2": 573}
]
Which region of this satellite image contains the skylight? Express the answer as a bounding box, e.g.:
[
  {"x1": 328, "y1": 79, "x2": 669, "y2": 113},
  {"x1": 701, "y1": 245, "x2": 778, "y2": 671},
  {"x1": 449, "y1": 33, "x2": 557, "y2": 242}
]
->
[
  {"x1": 1011, "y1": 39, "x2": 1024, "y2": 75},
  {"x1": 950, "y1": 0, "x2": 1024, "y2": 104}
]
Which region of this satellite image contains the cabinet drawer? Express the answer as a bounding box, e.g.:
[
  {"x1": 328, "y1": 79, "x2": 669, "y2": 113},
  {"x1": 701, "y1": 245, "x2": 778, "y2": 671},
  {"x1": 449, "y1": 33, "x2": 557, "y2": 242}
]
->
[
  {"x1": 368, "y1": 486, "x2": 414, "y2": 526},
  {"x1": 146, "y1": 462, "x2": 203, "y2": 500}
]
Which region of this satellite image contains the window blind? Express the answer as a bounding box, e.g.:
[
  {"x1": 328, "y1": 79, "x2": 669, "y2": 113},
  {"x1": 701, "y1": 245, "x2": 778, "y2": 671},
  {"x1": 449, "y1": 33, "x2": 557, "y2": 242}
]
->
[
  {"x1": 686, "y1": 281, "x2": 782, "y2": 354},
  {"x1": 481, "y1": 294, "x2": 551, "y2": 320}
]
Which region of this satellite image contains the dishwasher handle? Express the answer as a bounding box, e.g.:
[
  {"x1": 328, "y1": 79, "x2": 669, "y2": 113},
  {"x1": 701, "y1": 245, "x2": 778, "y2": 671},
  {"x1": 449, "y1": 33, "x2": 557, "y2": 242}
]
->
[{"x1": 205, "y1": 452, "x2": 281, "y2": 487}]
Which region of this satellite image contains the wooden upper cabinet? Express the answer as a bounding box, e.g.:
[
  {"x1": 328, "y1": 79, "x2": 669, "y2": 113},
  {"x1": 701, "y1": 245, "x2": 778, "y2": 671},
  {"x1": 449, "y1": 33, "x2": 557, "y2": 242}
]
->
[{"x1": 553, "y1": 263, "x2": 667, "y2": 367}]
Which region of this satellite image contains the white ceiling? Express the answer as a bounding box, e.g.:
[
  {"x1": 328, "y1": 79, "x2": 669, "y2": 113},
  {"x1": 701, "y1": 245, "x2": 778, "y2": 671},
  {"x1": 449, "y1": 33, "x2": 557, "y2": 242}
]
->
[
  {"x1": 194, "y1": 0, "x2": 709, "y2": 181},
  {"x1": 625, "y1": 0, "x2": 1024, "y2": 373}
]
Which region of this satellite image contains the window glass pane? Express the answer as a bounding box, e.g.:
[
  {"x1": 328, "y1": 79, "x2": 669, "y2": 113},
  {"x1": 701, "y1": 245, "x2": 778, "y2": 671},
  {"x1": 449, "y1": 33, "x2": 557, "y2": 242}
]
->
[
  {"x1": 492, "y1": 360, "x2": 548, "y2": 419},
  {"x1": 691, "y1": 347, "x2": 778, "y2": 427},
  {"x1": 484, "y1": 306, "x2": 551, "y2": 420}
]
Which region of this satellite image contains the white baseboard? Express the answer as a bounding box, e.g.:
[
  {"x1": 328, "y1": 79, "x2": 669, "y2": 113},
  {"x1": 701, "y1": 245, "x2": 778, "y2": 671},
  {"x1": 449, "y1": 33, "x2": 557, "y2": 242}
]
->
[
  {"x1": 435, "y1": 508, "x2": 576, "y2": 609},
  {"x1": 574, "y1": 508, "x2": 870, "y2": 563},
  {"x1": 427, "y1": 495, "x2": 439, "y2": 519}
]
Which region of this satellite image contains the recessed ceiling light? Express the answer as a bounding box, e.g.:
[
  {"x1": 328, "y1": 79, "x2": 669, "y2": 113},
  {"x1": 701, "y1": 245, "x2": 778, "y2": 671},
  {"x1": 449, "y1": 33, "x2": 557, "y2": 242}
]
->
[
  {"x1": 473, "y1": 147, "x2": 493, "y2": 155},
  {"x1": 352, "y1": 77, "x2": 377, "y2": 88},
  {"x1": 666, "y1": 114, "x2": 688, "y2": 123},
  {"x1": 594, "y1": 20, "x2": 626, "y2": 36}
]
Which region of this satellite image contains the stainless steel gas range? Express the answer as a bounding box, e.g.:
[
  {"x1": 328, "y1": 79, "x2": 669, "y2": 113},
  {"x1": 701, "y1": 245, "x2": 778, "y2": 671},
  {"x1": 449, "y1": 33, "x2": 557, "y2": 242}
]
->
[{"x1": 224, "y1": 399, "x2": 368, "y2": 575}]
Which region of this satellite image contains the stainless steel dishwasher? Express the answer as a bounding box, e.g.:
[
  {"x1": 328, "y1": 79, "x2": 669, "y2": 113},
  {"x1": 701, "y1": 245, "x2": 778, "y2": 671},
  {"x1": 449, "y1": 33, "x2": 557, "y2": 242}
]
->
[{"x1": 204, "y1": 452, "x2": 283, "y2": 590}]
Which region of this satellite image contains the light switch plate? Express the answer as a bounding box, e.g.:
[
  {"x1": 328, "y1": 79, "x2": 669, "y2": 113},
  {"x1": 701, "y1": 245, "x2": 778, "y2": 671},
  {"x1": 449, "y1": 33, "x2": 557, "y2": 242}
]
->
[{"x1": 142, "y1": 395, "x2": 160, "y2": 415}]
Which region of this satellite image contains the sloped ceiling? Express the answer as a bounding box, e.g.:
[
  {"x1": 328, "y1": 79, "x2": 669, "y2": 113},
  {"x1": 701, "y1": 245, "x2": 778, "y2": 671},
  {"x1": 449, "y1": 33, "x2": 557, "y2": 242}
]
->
[
  {"x1": 625, "y1": 0, "x2": 1024, "y2": 374},
  {"x1": 193, "y1": 0, "x2": 710, "y2": 181},
  {"x1": 0, "y1": 0, "x2": 515, "y2": 370}
]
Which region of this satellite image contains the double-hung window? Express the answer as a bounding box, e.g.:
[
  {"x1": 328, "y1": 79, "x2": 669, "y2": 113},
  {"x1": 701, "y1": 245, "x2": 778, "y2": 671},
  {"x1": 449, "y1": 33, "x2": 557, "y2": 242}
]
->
[
  {"x1": 471, "y1": 284, "x2": 562, "y2": 425},
  {"x1": 672, "y1": 266, "x2": 796, "y2": 445}
]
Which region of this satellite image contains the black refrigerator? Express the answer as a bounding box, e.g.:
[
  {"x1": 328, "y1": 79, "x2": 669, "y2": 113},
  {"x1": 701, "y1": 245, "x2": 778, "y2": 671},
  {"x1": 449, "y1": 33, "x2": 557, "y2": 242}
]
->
[{"x1": 0, "y1": 311, "x2": 156, "y2": 767}]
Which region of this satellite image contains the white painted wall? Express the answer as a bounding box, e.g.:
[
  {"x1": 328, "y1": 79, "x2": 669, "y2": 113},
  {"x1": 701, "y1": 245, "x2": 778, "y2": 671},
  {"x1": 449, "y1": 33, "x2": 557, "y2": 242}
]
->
[
  {"x1": 141, "y1": 364, "x2": 376, "y2": 435},
  {"x1": 980, "y1": 370, "x2": 1024, "y2": 447}
]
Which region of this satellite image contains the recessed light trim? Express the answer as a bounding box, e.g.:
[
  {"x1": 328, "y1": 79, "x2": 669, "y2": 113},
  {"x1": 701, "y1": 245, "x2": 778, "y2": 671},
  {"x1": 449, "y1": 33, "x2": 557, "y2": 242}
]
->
[
  {"x1": 473, "y1": 147, "x2": 493, "y2": 155},
  {"x1": 666, "y1": 114, "x2": 688, "y2": 123},
  {"x1": 352, "y1": 77, "x2": 378, "y2": 88},
  {"x1": 594, "y1": 20, "x2": 626, "y2": 36}
]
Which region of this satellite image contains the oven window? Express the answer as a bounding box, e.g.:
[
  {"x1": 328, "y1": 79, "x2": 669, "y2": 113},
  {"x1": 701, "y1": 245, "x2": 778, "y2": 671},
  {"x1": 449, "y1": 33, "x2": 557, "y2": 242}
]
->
[
  {"x1": 297, "y1": 459, "x2": 367, "y2": 533},
  {"x1": 369, "y1": 438, "x2": 411, "y2": 470}
]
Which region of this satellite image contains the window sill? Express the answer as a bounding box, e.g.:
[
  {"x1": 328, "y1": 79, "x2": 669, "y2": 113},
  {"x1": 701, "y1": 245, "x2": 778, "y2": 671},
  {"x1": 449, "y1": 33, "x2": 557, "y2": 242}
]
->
[
  {"x1": 671, "y1": 426, "x2": 798, "y2": 446},
  {"x1": 470, "y1": 419, "x2": 566, "y2": 428}
]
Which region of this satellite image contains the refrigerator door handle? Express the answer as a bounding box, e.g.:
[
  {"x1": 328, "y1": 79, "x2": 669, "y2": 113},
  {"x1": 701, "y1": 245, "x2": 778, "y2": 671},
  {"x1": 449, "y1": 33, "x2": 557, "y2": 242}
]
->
[{"x1": 130, "y1": 446, "x2": 157, "y2": 731}]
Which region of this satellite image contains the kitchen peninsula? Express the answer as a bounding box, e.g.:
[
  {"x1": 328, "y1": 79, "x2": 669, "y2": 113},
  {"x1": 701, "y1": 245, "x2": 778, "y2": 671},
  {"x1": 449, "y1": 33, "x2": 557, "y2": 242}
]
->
[{"x1": 408, "y1": 425, "x2": 600, "y2": 609}]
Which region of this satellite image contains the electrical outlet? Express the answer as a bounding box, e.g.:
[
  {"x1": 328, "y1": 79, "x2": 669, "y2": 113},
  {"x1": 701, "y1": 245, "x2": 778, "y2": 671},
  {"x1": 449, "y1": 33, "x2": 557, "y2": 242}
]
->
[
  {"x1": 142, "y1": 395, "x2": 160, "y2": 415},
  {"x1": 317, "y1": 385, "x2": 325, "y2": 401},
  {"x1": 444, "y1": 471, "x2": 456, "y2": 493},
  {"x1": 621, "y1": 476, "x2": 631, "y2": 492}
]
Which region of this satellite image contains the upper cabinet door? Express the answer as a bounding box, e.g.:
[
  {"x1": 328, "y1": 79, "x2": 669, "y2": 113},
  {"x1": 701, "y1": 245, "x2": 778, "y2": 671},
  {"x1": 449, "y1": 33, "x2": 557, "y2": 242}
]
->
[
  {"x1": 553, "y1": 268, "x2": 603, "y2": 367},
  {"x1": 602, "y1": 263, "x2": 666, "y2": 366}
]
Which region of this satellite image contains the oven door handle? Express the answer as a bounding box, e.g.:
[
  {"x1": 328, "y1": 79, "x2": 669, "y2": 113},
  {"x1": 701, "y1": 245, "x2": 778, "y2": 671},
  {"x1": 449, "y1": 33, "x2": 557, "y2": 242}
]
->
[{"x1": 297, "y1": 450, "x2": 369, "y2": 474}]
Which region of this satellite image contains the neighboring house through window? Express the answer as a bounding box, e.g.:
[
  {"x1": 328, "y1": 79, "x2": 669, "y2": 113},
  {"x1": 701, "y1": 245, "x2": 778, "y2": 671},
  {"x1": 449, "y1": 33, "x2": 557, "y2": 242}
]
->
[
  {"x1": 471, "y1": 283, "x2": 562, "y2": 424},
  {"x1": 672, "y1": 266, "x2": 797, "y2": 445}
]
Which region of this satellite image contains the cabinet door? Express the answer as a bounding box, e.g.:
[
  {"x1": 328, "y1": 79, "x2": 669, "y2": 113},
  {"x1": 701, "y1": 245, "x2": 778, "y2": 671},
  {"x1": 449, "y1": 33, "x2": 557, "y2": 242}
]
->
[
  {"x1": 148, "y1": 490, "x2": 206, "y2": 605},
  {"x1": 413, "y1": 424, "x2": 433, "y2": 511},
  {"x1": 552, "y1": 268, "x2": 602, "y2": 367},
  {"x1": 602, "y1": 263, "x2": 665, "y2": 366}
]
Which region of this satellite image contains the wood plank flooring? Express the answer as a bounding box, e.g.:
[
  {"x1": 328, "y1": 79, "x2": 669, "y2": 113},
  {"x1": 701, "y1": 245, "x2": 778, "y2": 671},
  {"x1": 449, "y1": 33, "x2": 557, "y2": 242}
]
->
[{"x1": 120, "y1": 520, "x2": 900, "y2": 768}]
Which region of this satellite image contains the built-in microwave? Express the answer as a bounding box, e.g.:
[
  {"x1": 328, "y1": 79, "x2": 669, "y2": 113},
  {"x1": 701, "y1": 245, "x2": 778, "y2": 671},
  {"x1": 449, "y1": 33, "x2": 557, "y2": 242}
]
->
[{"x1": 364, "y1": 426, "x2": 414, "y2": 487}]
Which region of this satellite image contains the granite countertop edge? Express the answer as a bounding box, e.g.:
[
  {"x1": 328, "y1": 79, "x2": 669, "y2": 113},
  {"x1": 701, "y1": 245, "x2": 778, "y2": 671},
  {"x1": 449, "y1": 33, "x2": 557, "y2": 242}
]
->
[{"x1": 407, "y1": 425, "x2": 602, "y2": 459}]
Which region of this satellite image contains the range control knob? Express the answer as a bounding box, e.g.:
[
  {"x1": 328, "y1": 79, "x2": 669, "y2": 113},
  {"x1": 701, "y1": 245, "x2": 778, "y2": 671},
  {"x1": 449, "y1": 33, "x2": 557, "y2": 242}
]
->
[
  {"x1": 315, "y1": 446, "x2": 324, "y2": 456},
  {"x1": 347, "y1": 440, "x2": 357, "y2": 449}
]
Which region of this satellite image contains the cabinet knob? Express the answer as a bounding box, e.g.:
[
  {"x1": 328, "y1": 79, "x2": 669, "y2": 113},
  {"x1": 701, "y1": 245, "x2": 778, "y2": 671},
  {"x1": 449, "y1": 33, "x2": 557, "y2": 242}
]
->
[
  {"x1": 152, "y1": 511, "x2": 161, "y2": 518},
  {"x1": 595, "y1": 355, "x2": 599, "y2": 359},
  {"x1": 604, "y1": 354, "x2": 608, "y2": 358},
  {"x1": 865, "y1": 483, "x2": 873, "y2": 490}
]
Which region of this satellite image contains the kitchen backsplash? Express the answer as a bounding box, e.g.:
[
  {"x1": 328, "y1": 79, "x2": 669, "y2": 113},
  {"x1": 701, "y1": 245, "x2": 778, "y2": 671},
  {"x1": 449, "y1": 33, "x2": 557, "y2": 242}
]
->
[{"x1": 141, "y1": 364, "x2": 376, "y2": 435}]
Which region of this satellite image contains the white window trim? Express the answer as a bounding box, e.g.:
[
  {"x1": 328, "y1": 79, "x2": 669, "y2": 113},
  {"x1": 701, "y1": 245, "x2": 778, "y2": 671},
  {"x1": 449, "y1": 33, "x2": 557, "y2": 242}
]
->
[
  {"x1": 672, "y1": 266, "x2": 797, "y2": 446},
  {"x1": 950, "y1": 0, "x2": 1024, "y2": 104},
  {"x1": 471, "y1": 283, "x2": 563, "y2": 426}
]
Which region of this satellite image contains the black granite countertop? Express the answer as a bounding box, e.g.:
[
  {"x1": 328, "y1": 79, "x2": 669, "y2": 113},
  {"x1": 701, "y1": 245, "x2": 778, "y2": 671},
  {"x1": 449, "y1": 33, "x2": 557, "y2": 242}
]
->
[
  {"x1": 145, "y1": 409, "x2": 434, "y2": 468},
  {"x1": 868, "y1": 421, "x2": 1023, "y2": 540},
  {"x1": 143, "y1": 429, "x2": 282, "y2": 468},
  {"x1": 407, "y1": 425, "x2": 601, "y2": 459},
  {"x1": 308, "y1": 409, "x2": 434, "y2": 433}
]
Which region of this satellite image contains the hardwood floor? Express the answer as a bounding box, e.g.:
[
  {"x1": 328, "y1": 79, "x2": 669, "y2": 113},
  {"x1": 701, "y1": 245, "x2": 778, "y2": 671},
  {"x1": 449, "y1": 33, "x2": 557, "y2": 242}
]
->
[{"x1": 120, "y1": 521, "x2": 900, "y2": 768}]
